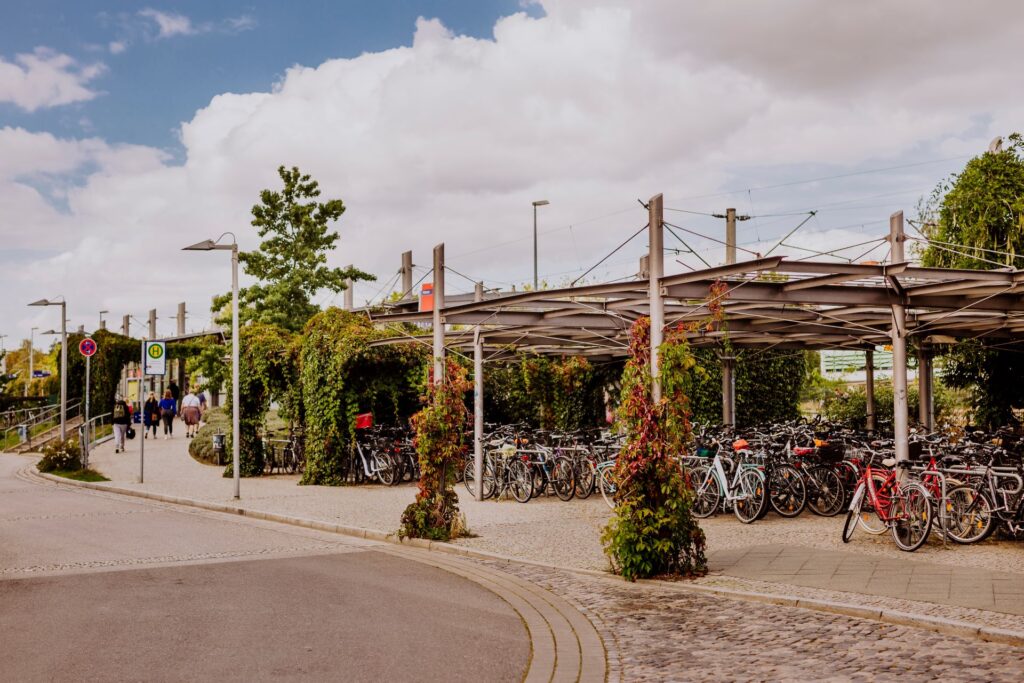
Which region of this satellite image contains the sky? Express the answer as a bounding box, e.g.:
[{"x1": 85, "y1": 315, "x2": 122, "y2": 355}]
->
[{"x1": 2, "y1": 1, "x2": 1023, "y2": 346}]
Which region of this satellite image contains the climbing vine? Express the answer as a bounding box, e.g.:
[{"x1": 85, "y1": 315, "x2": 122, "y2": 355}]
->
[
  {"x1": 399, "y1": 359, "x2": 471, "y2": 541},
  {"x1": 602, "y1": 317, "x2": 707, "y2": 580},
  {"x1": 299, "y1": 308, "x2": 427, "y2": 485}
]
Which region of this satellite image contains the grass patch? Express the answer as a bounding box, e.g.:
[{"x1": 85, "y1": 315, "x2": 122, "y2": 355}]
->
[{"x1": 50, "y1": 468, "x2": 110, "y2": 482}]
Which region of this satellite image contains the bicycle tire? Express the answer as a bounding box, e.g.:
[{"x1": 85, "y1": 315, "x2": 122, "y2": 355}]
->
[
  {"x1": 807, "y1": 466, "x2": 846, "y2": 517},
  {"x1": 508, "y1": 459, "x2": 532, "y2": 503},
  {"x1": 575, "y1": 459, "x2": 596, "y2": 499},
  {"x1": 733, "y1": 469, "x2": 765, "y2": 524},
  {"x1": 857, "y1": 472, "x2": 889, "y2": 535},
  {"x1": 943, "y1": 486, "x2": 994, "y2": 544},
  {"x1": 769, "y1": 464, "x2": 807, "y2": 518},
  {"x1": 690, "y1": 465, "x2": 721, "y2": 519},
  {"x1": 552, "y1": 456, "x2": 576, "y2": 501},
  {"x1": 891, "y1": 482, "x2": 933, "y2": 552},
  {"x1": 598, "y1": 467, "x2": 616, "y2": 509},
  {"x1": 842, "y1": 483, "x2": 865, "y2": 543}
]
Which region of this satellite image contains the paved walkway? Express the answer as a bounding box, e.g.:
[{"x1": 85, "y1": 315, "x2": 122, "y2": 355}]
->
[
  {"x1": 79, "y1": 432, "x2": 1024, "y2": 633},
  {"x1": 709, "y1": 544, "x2": 1024, "y2": 617}
]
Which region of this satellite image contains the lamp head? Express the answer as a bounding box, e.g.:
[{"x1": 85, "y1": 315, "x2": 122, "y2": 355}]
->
[
  {"x1": 182, "y1": 239, "x2": 217, "y2": 251},
  {"x1": 29, "y1": 298, "x2": 51, "y2": 307},
  {"x1": 532, "y1": 200, "x2": 550, "y2": 207}
]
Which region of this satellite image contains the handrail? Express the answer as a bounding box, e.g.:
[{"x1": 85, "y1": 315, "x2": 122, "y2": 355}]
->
[{"x1": 78, "y1": 411, "x2": 113, "y2": 469}]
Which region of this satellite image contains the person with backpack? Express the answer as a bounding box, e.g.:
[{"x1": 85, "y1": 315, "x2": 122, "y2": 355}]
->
[
  {"x1": 159, "y1": 389, "x2": 177, "y2": 439},
  {"x1": 112, "y1": 395, "x2": 132, "y2": 453}
]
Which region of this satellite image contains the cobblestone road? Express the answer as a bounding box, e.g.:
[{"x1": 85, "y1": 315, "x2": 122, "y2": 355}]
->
[{"x1": 484, "y1": 561, "x2": 1024, "y2": 682}]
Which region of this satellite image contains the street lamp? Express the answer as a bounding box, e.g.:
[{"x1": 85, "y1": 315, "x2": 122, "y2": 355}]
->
[
  {"x1": 532, "y1": 200, "x2": 549, "y2": 291},
  {"x1": 29, "y1": 297, "x2": 67, "y2": 440},
  {"x1": 183, "y1": 233, "x2": 240, "y2": 499},
  {"x1": 26, "y1": 327, "x2": 38, "y2": 397}
]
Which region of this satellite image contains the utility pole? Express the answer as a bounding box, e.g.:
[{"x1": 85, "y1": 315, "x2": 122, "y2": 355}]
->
[
  {"x1": 889, "y1": 210, "x2": 910, "y2": 466},
  {"x1": 432, "y1": 244, "x2": 445, "y2": 384},
  {"x1": 401, "y1": 251, "x2": 413, "y2": 298},
  {"x1": 148, "y1": 309, "x2": 157, "y2": 339},
  {"x1": 122, "y1": 315, "x2": 130, "y2": 337},
  {"x1": 343, "y1": 265, "x2": 354, "y2": 310},
  {"x1": 713, "y1": 208, "x2": 750, "y2": 265},
  {"x1": 648, "y1": 194, "x2": 664, "y2": 402}
]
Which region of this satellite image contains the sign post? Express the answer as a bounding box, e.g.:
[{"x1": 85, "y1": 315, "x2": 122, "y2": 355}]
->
[
  {"x1": 139, "y1": 340, "x2": 166, "y2": 483},
  {"x1": 78, "y1": 337, "x2": 97, "y2": 467}
]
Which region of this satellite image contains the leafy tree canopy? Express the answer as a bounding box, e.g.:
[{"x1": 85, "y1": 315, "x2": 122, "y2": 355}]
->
[
  {"x1": 214, "y1": 165, "x2": 374, "y2": 332},
  {"x1": 919, "y1": 133, "x2": 1024, "y2": 427}
]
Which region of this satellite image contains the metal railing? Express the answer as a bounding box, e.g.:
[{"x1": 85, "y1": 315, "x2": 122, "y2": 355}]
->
[
  {"x1": 79, "y1": 412, "x2": 113, "y2": 469},
  {"x1": 1, "y1": 400, "x2": 82, "y2": 452}
]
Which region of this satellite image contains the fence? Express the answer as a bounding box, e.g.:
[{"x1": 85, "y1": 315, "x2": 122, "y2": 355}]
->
[
  {"x1": 79, "y1": 411, "x2": 113, "y2": 469},
  {"x1": 0, "y1": 400, "x2": 82, "y2": 452}
]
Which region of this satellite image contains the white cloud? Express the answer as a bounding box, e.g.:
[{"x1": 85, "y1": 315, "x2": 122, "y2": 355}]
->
[
  {"x1": 138, "y1": 9, "x2": 198, "y2": 38},
  {"x1": 2, "y1": 2, "x2": 1023, "y2": 335},
  {"x1": 108, "y1": 41, "x2": 127, "y2": 55},
  {"x1": 0, "y1": 48, "x2": 105, "y2": 112},
  {"x1": 225, "y1": 15, "x2": 258, "y2": 34}
]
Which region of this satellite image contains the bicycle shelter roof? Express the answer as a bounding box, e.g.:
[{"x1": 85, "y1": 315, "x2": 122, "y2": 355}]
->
[{"x1": 364, "y1": 256, "x2": 1024, "y2": 359}]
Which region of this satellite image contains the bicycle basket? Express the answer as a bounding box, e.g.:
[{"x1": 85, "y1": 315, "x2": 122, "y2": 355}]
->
[
  {"x1": 355, "y1": 413, "x2": 373, "y2": 430},
  {"x1": 732, "y1": 438, "x2": 749, "y2": 452},
  {"x1": 695, "y1": 446, "x2": 714, "y2": 458},
  {"x1": 816, "y1": 442, "x2": 845, "y2": 463}
]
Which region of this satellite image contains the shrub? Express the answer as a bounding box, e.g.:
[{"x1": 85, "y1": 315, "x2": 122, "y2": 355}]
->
[
  {"x1": 37, "y1": 438, "x2": 82, "y2": 473},
  {"x1": 189, "y1": 408, "x2": 231, "y2": 464}
]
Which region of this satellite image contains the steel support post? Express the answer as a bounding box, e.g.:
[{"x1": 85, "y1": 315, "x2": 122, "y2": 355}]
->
[
  {"x1": 917, "y1": 345, "x2": 934, "y2": 431},
  {"x1": 865, "y1": 349, "x2": 876, "y2": 433},
  {"x1": 725, "y1": 208, "x2": 737, "y2": 265},
  {"x1": 721, "y1": 356, "x2": 736, "y2": 427},
  {"x1": 343, "y1": 265, "x2": 354, "y2": 310},
  {"x1": 473, "y1": 281, "x2": 484, "y2": 502},
  {"x1": 401, "y1": 251, "x2": 413, "y2": 297},
  {"x1": 432, "y1": 244, "x2": 445, "y2": 384},
  {"x1": 648, "y1": 194, "x2": 664, "y2": 402},
  {"x1": 60, "y1": 302, "x2": 67, "y2": 441},
  {"x1": 232, "y1": 244, "x2": 240, "y2": 499},
  {"x1": 889, "y1": 211, "x2": 910, "y2": 464}
]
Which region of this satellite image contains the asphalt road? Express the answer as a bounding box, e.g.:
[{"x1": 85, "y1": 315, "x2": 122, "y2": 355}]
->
[{"x1": 0, "y1": 456, "x2": 528, "y2": 682}]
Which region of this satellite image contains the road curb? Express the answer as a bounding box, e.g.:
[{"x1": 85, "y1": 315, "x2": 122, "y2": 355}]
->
[{"x1": 29, "y1": 468, "x2": 1024, "y2": 648}]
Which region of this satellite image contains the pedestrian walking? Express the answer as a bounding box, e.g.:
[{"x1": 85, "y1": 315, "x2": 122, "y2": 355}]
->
[
  {"x1": 112, "y1": 394, "x2": 131, "y2": 453},
  {"x1": 168, "y1": 380, "x2": 180, "y2": 412},
  {"x1": 143, "y1": 391, "x2": 160, "y2": 439},
  {"x1": 181, "y1": 389, "x2": 201, "y2": 438},
  {"x1": 159, "y1": 389, "x2": 177, "y2": 439}
]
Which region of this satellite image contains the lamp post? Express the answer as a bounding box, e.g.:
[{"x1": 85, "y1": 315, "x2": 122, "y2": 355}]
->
[
  {"x1": 532, "y1": 200, "x2": 549, "y2": 291},
  {"x1": 29, "y1": 298, "x2": 67, "y2": 440},
  {"x1": 184, "y1": 234, "x2": 240, "y2": 499},
  {"x1": 26, "y1": 327, "x2": 37, "y2": 397}
]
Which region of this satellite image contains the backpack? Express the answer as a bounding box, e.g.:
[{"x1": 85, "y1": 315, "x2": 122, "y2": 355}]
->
[{"x1": 113, "y1": 402, "x2": 126, "y2": 419}]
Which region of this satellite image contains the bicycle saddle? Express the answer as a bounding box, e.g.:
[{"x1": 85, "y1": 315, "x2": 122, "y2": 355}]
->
[{"x1": 881, "y1": 457, "x2": 897, "y2": 467}]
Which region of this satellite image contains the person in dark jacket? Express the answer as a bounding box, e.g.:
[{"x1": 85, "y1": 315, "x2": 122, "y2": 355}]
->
[
  {"x1": 168, "y1": 380, "x2": 180, "y2": 412},
  {"x1": 143, "y1": 392, "x2": 160, "y2": 439},
  {"x1": 159, "y1": 389, "x2": 177, "y2": 439},
  {"x1": 112, "y1": 395, "x2": 132, "y2": 453}
]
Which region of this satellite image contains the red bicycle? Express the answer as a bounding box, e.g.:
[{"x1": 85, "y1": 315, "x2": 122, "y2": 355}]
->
[{"x1": 842, "y1": 454, "x2": 933, "y2": 551}]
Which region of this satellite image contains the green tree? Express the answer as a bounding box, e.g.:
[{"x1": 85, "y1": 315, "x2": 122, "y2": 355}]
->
[
  {"x1": 214, "y1": 166, "x2": 374, "y2": 332},
  {"x1": 919, "y1": 133, "x2": 1024, "y2": 426}
]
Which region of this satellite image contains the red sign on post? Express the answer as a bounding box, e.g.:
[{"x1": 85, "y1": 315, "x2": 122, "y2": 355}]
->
[
  {"x1": 419, "y1": 283, "x2": 434, "y2": 312},
  {"x1": 79, "y1": 337, "x2": 98, "y2": 357}
]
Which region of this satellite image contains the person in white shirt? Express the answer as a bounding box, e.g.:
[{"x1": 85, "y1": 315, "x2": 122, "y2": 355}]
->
[{"x1": 180, "y1": 389, "x2": 202, "y2": 438}]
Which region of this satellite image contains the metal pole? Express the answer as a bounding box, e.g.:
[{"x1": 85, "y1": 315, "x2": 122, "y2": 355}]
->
[
  {"x1": 865, "y1": 349, "x2": 876, "y2": 433},
  {"x1": 149, "y1": 309, "x2": 157, "y2": 339},
  {"x1": 27, "y1": 327, "x2": 35, "y2": 397},
  {"x1": 721, "y1": 356, "x2": 736, "y2": 427},
  {"x1": 401, "y1": 251, "x2": 413, "y2": 297},
  {"x1": 139, "y1": 339, "x2": 146, "y2": 484},
  {"x1": 177, "y1": 302, "x2": 186, "y2": 335},
  {"x1": 232, "y1": 244, "x2": 241, "y2": 499},
  {"x1": 84, "y1": 352, "x2": 90, "y2": 465},
  {"x1": 889, "y1": 211, "x2": 909, "y2": 464},
  {"x1": 60, "y1": 302, "x2": 67, "y2": 441},
  {"x1": 648, "y1": 193, "x2": 664, "y2": 402},
  {"x1": 122, "y1": 314, "x2": 130, "y2": 336},
  {"x1": 533, "y1": 204, "x2": 538, "y2": 291},
  {"x1": 473, "y1": 281, "x2": 484, "y2": 502},
  {"x1": 343, "y1": 265, "x2": 354, "y2": 310},
  {"x1": 725, "y1": 208, "x2": 737, "y2": 265},
  {"x1": 432, "y1": 244, "x2": 445, "y2": 384}
]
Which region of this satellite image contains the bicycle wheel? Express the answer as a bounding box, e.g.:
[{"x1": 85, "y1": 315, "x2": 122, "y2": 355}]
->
[
  {"x1": 891, "y1": 482, "x2": 933, "y2": 551},
  {"x1": 842, "y1": 482, "x2": 865, "y2": 543},
  {"x1": 690, "y1": 466, "x2": 721, "y2": 519},
  {"x1": 733, "y1": 469, "x2": 766, "y2": 524},
  {"x1": 508, "y1": 459, "x2": 533, "y2": 503},
  {"x1": 943, "y1": 486, "x2": 994, "y2": 544},
  {"x1": 769, "y1": 465, "x2": 807, "y2": 518},
  {"x1": 856, "y1": 472, "x2": 889, "y2": 535},
  {"x1": 575, "y1": 459, "x2": 596, "y2": 499},
  {"x1": 463, "y1": 460, "x2": 478, "y2": 498},
  {"x1": 552, "y1": 456, "x2": 576, "y2": 501},
  {"x1": 598, "y1": 467, "x2": 617, "y2": 509},
  {"x1": 376, "y1": 453, "x2": 398, "y2": 486},
  {"x1": 807, "y1": 466, "x2": 846, "y2": 517}
]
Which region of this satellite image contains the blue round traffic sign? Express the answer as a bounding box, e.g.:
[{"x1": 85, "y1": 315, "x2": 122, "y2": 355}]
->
[{"x1": 79, "y1": 338, "x2": 98, "y2": 357}]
